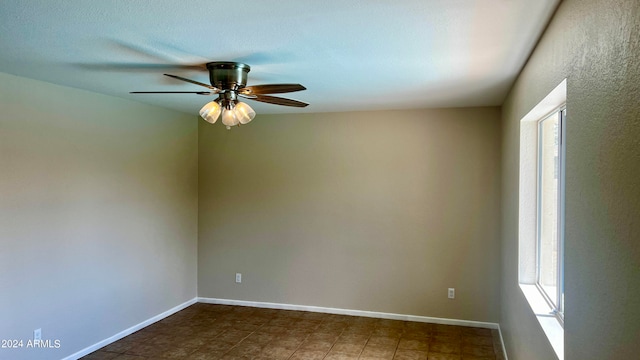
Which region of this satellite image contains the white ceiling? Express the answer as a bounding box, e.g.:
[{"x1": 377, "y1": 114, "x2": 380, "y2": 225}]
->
[{"x1": 0, "y1": 0, "x2": 558, "y2": 115}]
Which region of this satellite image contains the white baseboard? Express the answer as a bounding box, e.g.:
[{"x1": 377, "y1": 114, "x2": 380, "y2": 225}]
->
[
  {"x1": 497, "y1": 324, "x2": 509, "y2": 360},
  {"x1": 197, "y1": 297, "x2": 499, "y2": 330},
  {"x1": 61, "y1": 297, "x2": 197, "y2": 360}
]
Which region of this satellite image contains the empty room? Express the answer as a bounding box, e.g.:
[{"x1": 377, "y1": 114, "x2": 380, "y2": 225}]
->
[{"x1": 1, "y1": 1, "x2": 638, "y2": 360}]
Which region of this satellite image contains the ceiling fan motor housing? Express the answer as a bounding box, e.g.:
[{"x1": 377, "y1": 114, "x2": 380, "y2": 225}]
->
[{"x1": 206, "y1": 62, "x2": 250, "y2": 90}]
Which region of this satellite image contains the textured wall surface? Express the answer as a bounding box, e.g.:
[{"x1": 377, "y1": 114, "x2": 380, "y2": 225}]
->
[
  {"x1": 0, "y1": 72, "x2": 198, "y2": 360},
  {"x1": 198, "y1": 107, "x2": 502, "y2": 322},
  {"x1": 500, "y1": 0, "x2": 640, "y2": 359}
]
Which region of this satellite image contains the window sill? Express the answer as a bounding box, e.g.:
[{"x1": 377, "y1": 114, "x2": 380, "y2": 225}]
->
[{"x1": 519, "y1": 284, "x2": 564, "y2": 360}]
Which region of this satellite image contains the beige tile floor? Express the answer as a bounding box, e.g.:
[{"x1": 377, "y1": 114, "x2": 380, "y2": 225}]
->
[{"x1": 81, "y1": 303, "x2": 505, "y2": 360}]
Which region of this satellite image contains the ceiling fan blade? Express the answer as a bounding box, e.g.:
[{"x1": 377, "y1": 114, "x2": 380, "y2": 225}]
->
[
  {"x1": 75, "y1": 63, "x2": 207, "y2": 72},
  {"x1": 246, "y1": 94, "x2": 309, "y2": 108},
  {"x1": 163, "y1": 74, "x2": 220, "y2": 92},
  {"x1": 130, "y1": 91, "x2": 212, "y2": 95},
  {"x1": 240, "y1": 84, "x2": 306, "y2": 95}
]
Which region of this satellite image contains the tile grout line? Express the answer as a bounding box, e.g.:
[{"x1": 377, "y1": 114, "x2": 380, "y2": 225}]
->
[
  {"x1": 220, "y1": 314, "x2": 269, "y2": 357},
  {"x1": 321, "y1": 321, "x2": 348, "y2": 360},
  {"x1": 388, "y1": 328, "x2": 403, "y2": 360},
  {"x1": 355, "y1": 330, "x2": 373, "y2": 359},
  {"x1": 284, "y1": 318, "x2": 320, "y2": 360}
]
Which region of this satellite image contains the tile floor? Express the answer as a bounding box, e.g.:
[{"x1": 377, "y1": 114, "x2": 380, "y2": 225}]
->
[{"x1": 81, "y1": 303, "x2": 505, "y2": 360}]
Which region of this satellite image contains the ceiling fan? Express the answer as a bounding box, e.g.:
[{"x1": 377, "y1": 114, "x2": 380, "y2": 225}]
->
[{"x1": 131, "y1": 62, "x2": 308, "y2": 129}]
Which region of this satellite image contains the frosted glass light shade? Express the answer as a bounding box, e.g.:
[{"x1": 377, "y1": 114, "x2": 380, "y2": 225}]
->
[
  {"x1": 199, "y1": 101, "x2": 221, "y2": 124},
  {"x1": 235, "y1": 101, "x2": 256, "y2": 124},
  {"x1": 221, "y1": 108, "x2": 239, "y2": 128}
]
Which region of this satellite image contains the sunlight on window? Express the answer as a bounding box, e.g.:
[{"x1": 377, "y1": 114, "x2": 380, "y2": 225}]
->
[{"x1": 538, "y1": 112, "x2": 559, "y2": 306}]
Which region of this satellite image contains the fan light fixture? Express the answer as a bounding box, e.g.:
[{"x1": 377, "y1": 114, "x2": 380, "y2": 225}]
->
[{"x1": 199, "y1": 100, "x2": 255, "y2": 129}]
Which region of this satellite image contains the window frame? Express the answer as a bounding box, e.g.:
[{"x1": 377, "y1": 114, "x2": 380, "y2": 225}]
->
[
  {"x1": 518, "y1": 79, "x2": 566, "y2": 360},
  {"x1": 534, "y1": 106, "x2": 565, "y2": 325}
]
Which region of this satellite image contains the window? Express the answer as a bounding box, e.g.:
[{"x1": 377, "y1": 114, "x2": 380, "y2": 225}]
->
[
  {"x1": 518, "y1": 79, "x2": 566, "y2": 359},
  {"x1": 537, "y1": 108, "x2": 565, "y2": 322}
]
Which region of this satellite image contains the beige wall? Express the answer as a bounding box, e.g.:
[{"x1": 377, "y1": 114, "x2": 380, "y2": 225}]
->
[
  {"x1": 500, "y1": 0, "x2": 640, "y2": 359},
  {"x1": 198, "y1": 107, "x2": 501, "y2": 322},
  {"x1": 0, "y1": 72, "x2": 198, "y2": 360}
]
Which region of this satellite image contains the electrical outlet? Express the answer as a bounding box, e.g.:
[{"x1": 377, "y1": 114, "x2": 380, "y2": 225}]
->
[
  {"x1": 235, "y1": 273, "x2": 242, "y2": 283},
  {"x1": 34, "y1": 328, "x2": 41, "y2": 341},
  {"x1": 448, "y1": 288, "x2": 455, "y2": 299}
]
